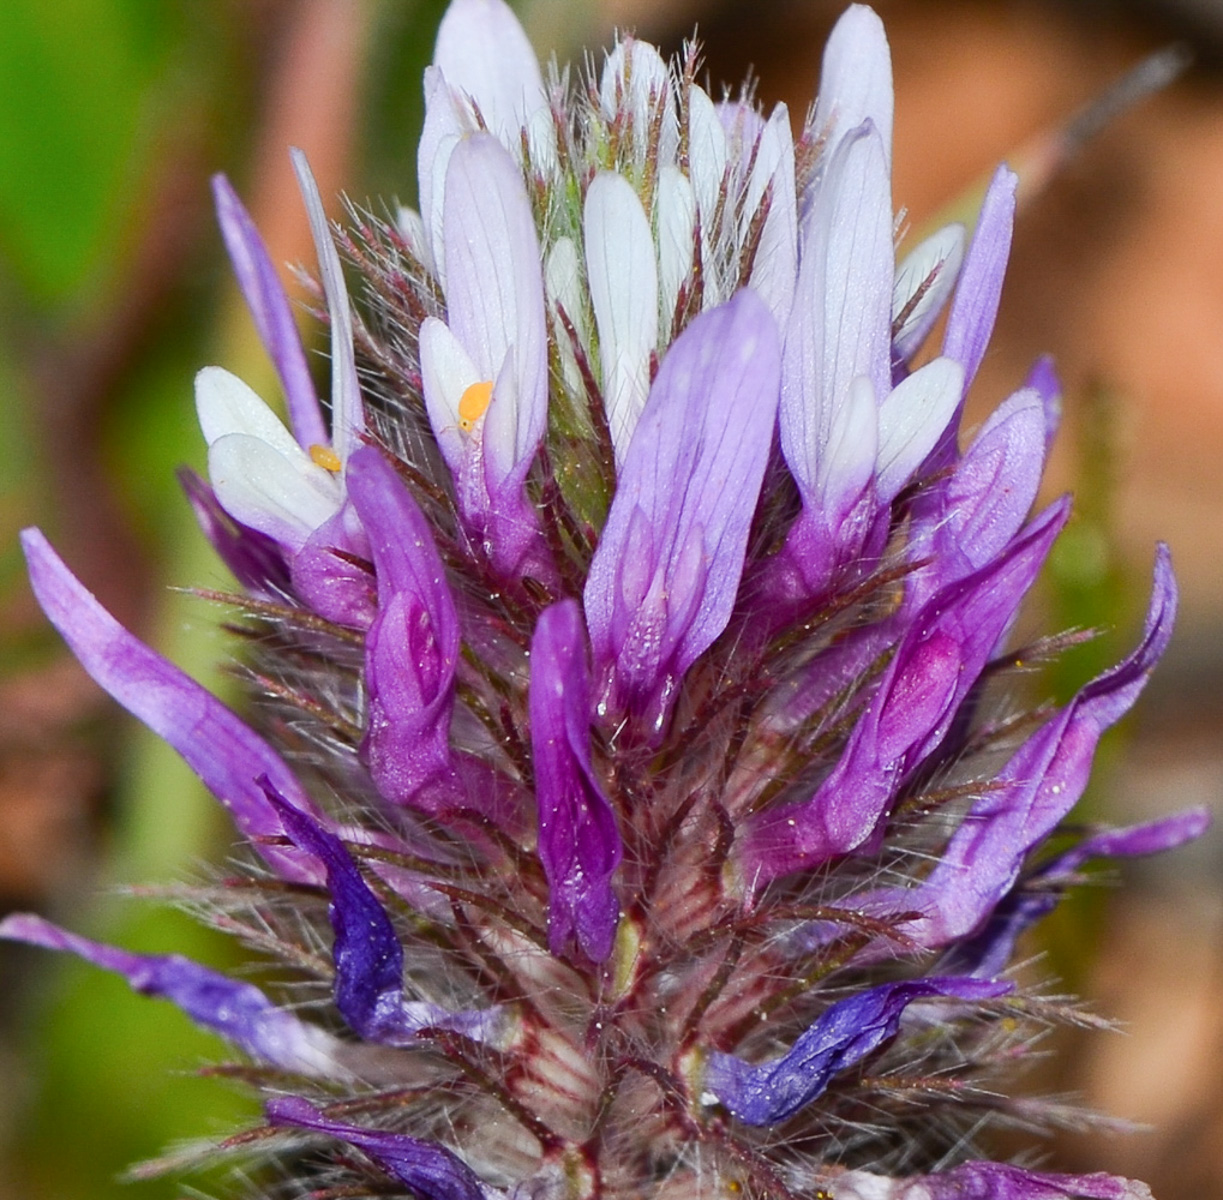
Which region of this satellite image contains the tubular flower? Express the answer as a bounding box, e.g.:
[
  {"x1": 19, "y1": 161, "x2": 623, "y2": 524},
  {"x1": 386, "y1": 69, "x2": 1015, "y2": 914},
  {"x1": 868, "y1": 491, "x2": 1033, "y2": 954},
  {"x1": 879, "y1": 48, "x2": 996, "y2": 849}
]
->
[{"x1": 4, "y1": 4, "x2": 1206, "y2": 1199}]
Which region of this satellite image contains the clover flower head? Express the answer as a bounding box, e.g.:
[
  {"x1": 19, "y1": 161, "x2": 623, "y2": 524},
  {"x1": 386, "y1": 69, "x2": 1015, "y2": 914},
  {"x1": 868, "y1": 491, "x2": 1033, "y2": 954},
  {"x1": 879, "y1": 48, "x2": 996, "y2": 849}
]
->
[{"x1": 3, "y1": 3, "x2": 1208, "y2": 1198}]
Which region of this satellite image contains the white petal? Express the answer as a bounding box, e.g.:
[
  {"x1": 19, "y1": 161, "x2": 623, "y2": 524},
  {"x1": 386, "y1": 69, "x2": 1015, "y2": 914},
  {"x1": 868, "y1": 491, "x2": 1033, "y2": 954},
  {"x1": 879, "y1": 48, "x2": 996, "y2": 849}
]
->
[
  {"x1": 433, "y1": 0, "x2": 545, "y2": 147},
  {"x1": 546, "y1": 236, "x2": 588, "y2": 393},
  {"x1": 687, "y1": 83, "x2": 727, "y2": 236},
  {"x1": 820, "y1": 374, "x2": 877, "y2": 513},
  {"x1": 600, "y1": 38, "x2": 678, "y2": 165},
  {"x1": 420, "y1": 316, "x2": 481, "y2": 472},
  {"x1": 892, "y1": 224, "x2": 965, "y2": 363},
  {"x1": 395, "y1": 205, "x2": 429, "y2": 264},
  {"x1": 655, "y1": 166, "x2": 695, "y2": 336},
  {"x1": 417, "y1": 67, "x2": 466, "y2": 287},
  {"x1": 876, "y1": 356, "x2": 964, "y2": 501},
  {"x1": 745, "y1": 103, "x2": 797, "y2": 328},
  {"x1": 208, "y1": 433, "x2": 343, "y2": 551},
  {"x1": 584, "y1": 171, "x2": 658, "y2": 461},
  {"x1": 195, "y1": 366, "x2": 304, "y2": 460},
  {"x1": 291, "y1": 148, "x2": 363, "y2": 458},
  {"x1": 813, "y1": 3, "x2": 894, "y2": 167}
]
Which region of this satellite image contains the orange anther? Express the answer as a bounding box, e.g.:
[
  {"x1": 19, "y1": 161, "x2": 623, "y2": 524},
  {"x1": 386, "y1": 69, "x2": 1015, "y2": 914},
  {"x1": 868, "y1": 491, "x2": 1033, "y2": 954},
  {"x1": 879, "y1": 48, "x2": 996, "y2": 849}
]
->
[
  {"x1": 458, "y1": 380, "x2": 494, "y2": 431},
  {"x1": 308, "y1": 444, "x2": 343, "y2": 472}
]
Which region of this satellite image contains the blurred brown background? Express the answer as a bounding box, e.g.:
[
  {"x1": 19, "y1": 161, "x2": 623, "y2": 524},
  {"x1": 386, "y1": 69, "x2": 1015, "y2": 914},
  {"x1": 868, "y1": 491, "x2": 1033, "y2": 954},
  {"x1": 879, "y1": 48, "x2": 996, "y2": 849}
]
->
[{"x1": 1, "y1": 0, "x2": 1220, "y2": 1196}]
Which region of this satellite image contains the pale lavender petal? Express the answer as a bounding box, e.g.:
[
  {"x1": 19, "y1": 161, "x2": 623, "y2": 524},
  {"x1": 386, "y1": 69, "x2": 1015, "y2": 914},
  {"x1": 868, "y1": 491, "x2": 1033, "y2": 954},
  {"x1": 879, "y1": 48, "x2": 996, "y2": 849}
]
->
[
  {"x1": 584, "y1": 170, "x2": 659, "y2": 461},
  {"x1": 811, "y1": 3, "x2": 894, "y2": 169},
  {"x1": 0, "y1": 914, "x2": 343, "y2": 1075},
  {"x1": 943, "y1": 164, "x2": 1017, "y2": 389},
  {"x1": 744, "y1": 103, "x2": 798, "y2": 329},
  {"x1": 432, "y1": 0, "x2": 544, "y2": 147},
  {"x1": 291, "y1": 147, "x2": 364, "y2": 459},
  {"x1": 442, "y1": 134, "x2": 548, "y2": 486},
  {"x1": 743, "y1": 500, "x2": 1068, "y2": 882},
  {"x1": 211, "y1": 174, "x2": 326, "y2": 448},
  {"x1": 268, "y1": 1096, "x2": 491, "y2": 1200},
  {"x1": 833, "y1": 1163, "x2": 1153, "y2": 1200},
  {"x1": 584, "y1": 291, "x2": 781, "y2": 732},
  {"x1": 21, "y1": 528, "x2": 322, "y2": 882},
  {"x1": 178, "y1": 467, "x2": 290, "y2": 594},
  {"x1": 874, "y1": 355, "x2": 964, "y2": 502},
  {"x1": 1025, "y1": 352, "x2": 1064, "y2": 452},
  {"x1": 529, "y1": 601, "x2": 623, "y2": 962},
  {"x1": 418, "y1": 66, "x2": 466, "y2": 283},
  {"x1": 267, "y1": 786, "x2": 501, "y2": 1044},
  {"x1": 781, "y1": 120, "x2": 892, "y2": 511},
  {"x1": 706, "y1": 977, "x2": 1009, "y2": 1125},
  {"x1": 347, "y1": 446, "x2": 461, "y2": 810},
  {"x1": 892, "y1": 223, "x2": 965, "y2": 365}
]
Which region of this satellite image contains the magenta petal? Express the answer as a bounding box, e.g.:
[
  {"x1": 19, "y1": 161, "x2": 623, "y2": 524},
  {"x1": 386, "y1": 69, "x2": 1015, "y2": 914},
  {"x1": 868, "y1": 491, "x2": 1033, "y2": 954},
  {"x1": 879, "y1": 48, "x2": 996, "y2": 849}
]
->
[
  {"x1": 347, "y1": 446, "x2": 462, "y2": 811},
  {"x1": 289, "y1": 501, "x2": 378, "y2": 630},
  {"x1": 584, "y1": 290, "x2": 781, "y2": 732},
  {"x1": 211, "y1": 174, "x2": 327, "y2": 449},
  {"x1": 266, "y1": 785, "x2": 500, "y2": 1044},
  {"x1": 943, "y1": 164, "x2": 1017, "y2": 390},
  {"x1": 743, "y1": 499, "x2": 1068, "y2": 882},
  {"x1": 178, "y1": 466, "x2": 290, "y2": 594},
  {"x1": 267, "y1": 1096, "x2": 487, "y2": 1200},
  {"x1": 21, "y1": 528, "x2": 321, "y2": 883},
  {"x1": 0, "y1": 914, "x2": 342, "y2": 1075},
  {"x1": 529, "y1": 601, "x2": 622, "y2": 962},
  {"x1": 706, "y1": 977, "x2": 1010, "y2": 1125}
]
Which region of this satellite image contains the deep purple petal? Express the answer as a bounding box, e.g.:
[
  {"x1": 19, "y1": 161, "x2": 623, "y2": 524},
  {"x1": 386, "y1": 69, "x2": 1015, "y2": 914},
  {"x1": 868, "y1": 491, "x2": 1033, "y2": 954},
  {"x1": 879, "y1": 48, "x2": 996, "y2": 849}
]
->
[
  {"x1": 943, "y1": 164, "x2": 1017, "y2": 390},
  {"x1": 706, "y1": 977, "x2": 1010, "y2": 1125},
  {"x1": 529, "y1": 601, "x2": 623, "y2": 962},
  {"x1": 0, "y1": 914, "x2": 343, "y2": 1075},
  {"x1": 21, "y1": 528, "x2": 321, "y2": 883},
  {"x1": 833, "y1": 1162, "x2": 1153, "y2": 1200},
  {"x1": 584, "y1": 290, "x2": 781, "y2": 733},
  {"x1": 267, "y1": 1096, "x2": 488, "y2": 1200},
  {"x1": 178, "y1": 467, "x2": 291, "y2": 594},
  {"x1": 211, "y1": 174, "x2": 327, "y2": 449},
  {"x1": 1024, "y1": 352, "x2": 1063, "y2": 453},
  {"x1": 743, "y1": 500, "x2": 1068, "y2": 881},
  {"x1": 266, "y1": 786, "x2": 501, "y2": 1045},
  {"x1": 345, "y1": 446, "x2": 465, "y2": 811}
]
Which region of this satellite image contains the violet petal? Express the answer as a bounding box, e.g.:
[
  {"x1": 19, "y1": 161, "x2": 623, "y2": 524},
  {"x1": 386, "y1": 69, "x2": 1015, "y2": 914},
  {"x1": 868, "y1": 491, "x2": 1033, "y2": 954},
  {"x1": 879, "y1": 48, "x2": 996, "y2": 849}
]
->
[
  {"x1": 0, "y1": 914, "x2": 344, "y2": 1076},
  {"x1": 268, "y1": 1096, "x2": 490, "y2": 1200},
  {"x1": 706, "y1": 977, "x2": 1010, "y2": 1125},
  {"x1": 529, "y1": 601, "x2": 623, "y2": 962},
  {"x1": 21, "y1": 528, "x2": 321, "y2": 883},
  {"x1": 943, "y1": 164, "x2": 1017, "y2": 390},
  {"x1": 211, "y1": 173, "x2": 327, "y2": 449}
]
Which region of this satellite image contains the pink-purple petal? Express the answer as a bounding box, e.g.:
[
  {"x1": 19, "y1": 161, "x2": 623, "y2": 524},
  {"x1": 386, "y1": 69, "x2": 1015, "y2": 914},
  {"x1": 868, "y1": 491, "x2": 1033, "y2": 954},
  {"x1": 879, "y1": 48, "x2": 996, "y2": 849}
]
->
[{"x1": 529, "y1": 601, "x2": 623, "y2": 962}]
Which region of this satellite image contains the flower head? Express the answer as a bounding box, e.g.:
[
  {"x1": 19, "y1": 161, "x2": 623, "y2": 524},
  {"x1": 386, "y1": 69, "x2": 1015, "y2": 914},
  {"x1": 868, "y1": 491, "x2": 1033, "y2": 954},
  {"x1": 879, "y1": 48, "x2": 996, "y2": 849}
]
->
[{"x1": 3, "y1": 3, "x2": 1206, "y2": 1198}]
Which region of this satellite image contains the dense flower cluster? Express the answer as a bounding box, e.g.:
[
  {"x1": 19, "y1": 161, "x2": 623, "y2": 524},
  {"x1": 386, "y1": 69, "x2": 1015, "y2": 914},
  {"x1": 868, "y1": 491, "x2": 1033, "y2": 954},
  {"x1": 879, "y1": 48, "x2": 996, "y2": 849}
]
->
[{"x1": 3, "y1": 2, "x2": 1207, "y2": 1198}]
